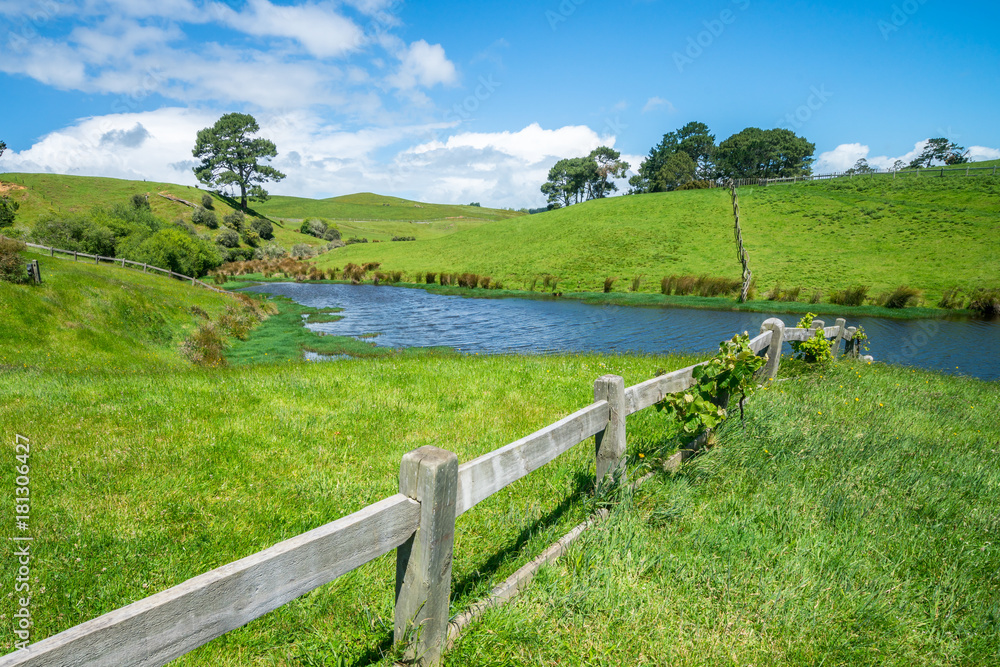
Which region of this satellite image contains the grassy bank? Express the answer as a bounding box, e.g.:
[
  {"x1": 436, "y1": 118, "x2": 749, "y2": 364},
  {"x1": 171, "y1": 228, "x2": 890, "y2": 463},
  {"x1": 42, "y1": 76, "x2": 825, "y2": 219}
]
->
[
  {"x1": 253, "y1": 191, "x2": 524, "y2": 223},
  {"x1": 449, "y1": 360, "x2": 1000, "y2": 665},
  {"x1": 324, "y1": 175, "x2": 1000, "y2": 306}
]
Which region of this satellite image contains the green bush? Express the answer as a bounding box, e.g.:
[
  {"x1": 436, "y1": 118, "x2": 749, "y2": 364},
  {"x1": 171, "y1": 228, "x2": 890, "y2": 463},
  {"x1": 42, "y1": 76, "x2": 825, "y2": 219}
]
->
[
  {"x1": 130, "y1": 193, "x2": 150, "y2": 211},
  {"x1": 0, "y1": 195, "x2": 19, "y2": 229},
  {"x1": 216, "y1": 229, "x2": 240, "y2": 248},
  {"x1": 225, "y1": 247, "x2": 254, "y2": 262},
  {"x1": 790, "y1": 313, "x2": 832, "y2": 363},
  {"x1": 192, "y1": 207, "x2": 218, "y2": 229},
  {"x1": 0, "y1": 237, "x2": 29, "y2": 284},
  {"x1": 250, "y1": 218, "x2": 273, "y2": 240},
  {"x1": 308, "y1": 219, "x2": 327, "y2": 237},
  {"x1": 131, "y1": 228, "x2": 222, "y2": 277},
  {"x1": 201, "y1": 194, "x2": 214, "y2": 209},
  {"x1": 290, "y1": 243, "x2": 315, "y2": 259},
  {"x1": 181, "y1": 322, "x2": 227, "y2": 366},
  {"x1": 254, "y1": 243, "x2": 286, "y2": 260},
  {"x1": 241, "y1": 228, "x2": 260, "y2": 248},
  {"x1": 223, "y1": 210, "x2": 245, "y2": 232},
  {"x1": 323, "y1": 228, "x2": 342, "y2": 241}
]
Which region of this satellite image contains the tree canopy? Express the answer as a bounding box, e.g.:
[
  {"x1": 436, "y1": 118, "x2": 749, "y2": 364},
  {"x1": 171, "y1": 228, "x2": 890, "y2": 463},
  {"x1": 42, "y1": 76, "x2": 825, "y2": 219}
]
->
[
  {"x1": 540, "y1": 147, "x2": 629, "y2": 208},
  {"x1": 713, "y1": 127, "x2": 815, "y2": 180},
  {"x1": 908, "y1": 138, "x2": 969, "y2": 168},
  {"x1": 192, "y1": 113, "x2": 286, "y2": 211},
  {"x1": 629, "y1": 121, "x2": 715, "y2": 193}
]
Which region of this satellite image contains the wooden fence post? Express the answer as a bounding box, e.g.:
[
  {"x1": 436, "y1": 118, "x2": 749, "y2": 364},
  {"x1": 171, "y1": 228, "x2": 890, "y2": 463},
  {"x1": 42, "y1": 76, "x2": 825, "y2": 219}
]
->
[
  {"x1": 832, "y1": 318, "x2": 847, "y2": 359},
  {"x1": 74, "y1": 251, "x2": 78, "y2": 261},
  {"x1": 395, "y1": 446, "x2": 458, "y2": 667},
  {"x1": 759, "y1": 318, "x2": 785, "y2": 380},
  {"x1": 593, "y1": 375, "x2": 626, "y2": 487},
  {"x1": 845, "y1": 326, "x2": 858, "y2": 358}
]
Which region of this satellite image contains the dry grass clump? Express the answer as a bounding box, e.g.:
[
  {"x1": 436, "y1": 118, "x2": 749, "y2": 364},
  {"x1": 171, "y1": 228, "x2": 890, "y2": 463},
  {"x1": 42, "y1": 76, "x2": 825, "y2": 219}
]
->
[
  {"x1": 969, "y1": 287, "x2": 1000, "y2": 317},
  {"x1": 0, "y1": 238, "x2": 29, "y2": 284},
  {"x1": 876, "y1": 285, "x2": 922, "y2": 309},
  {"x1": 828, "y1": 285, "x2": 869, "y2": 307}
]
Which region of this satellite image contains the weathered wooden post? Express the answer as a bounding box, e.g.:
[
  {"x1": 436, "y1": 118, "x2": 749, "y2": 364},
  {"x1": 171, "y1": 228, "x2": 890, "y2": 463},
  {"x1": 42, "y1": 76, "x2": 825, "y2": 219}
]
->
[
  {"x1": 121, "y1": 257, "x2": 126, "y2": 268},
  {"x1": 74, "y1": 251, "x2": 78, "y2": 261},
  {"x1": 759, "y1": 318, "x2": 785, "y2": 380},
  {"x1": 395, "y1": 446, "x2": 458, "y2": 667},
  {"x1": 143, "y1": 263, "x2": 148, "y2": 273},
  {"x1": 50, "y1": 247, "x2": 54, "y2": 257},
  {"x1": 811, "y1": 319, "x2": 825, "y2": 332},
  {"x1": 593, "y1": 375, "x2": 626, "y2": 487},
  {"x1": 845, "y1": 326, "x2": 858, "y2": 358},
  {"x1": 831, "y1": 318, "x2": 847, "y2": 359}
]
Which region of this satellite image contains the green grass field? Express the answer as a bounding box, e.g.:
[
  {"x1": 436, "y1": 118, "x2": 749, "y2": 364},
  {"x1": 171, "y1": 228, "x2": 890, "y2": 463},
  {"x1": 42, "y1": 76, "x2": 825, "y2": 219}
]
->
[
  {"x1": 2, "y1": 181, "x2": 998, "y2": 665},
  {"x1": 253, "y1": 191, "x2": 524, "y2": 223},
  {"x1": 322, "y1": 174, "x2": 1000, "y2": 306}
]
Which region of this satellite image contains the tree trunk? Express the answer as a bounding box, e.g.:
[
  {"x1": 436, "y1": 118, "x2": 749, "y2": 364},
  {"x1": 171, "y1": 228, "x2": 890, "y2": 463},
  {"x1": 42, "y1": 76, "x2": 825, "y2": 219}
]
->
[{"x1": 240, "y1": 183, "x2": 248, "y2": 211}]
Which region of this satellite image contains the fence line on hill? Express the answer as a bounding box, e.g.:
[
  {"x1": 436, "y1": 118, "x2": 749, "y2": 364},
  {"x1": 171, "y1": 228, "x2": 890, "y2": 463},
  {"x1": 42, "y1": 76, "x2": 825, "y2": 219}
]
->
[
  {"x1": 725, "y1": 163, "x2": 998, "y2": 188},
  {"x1": 4, "y1": 236, "x2": 228, "y2": 295},
  {"x1": 0, "y1": 317, "x2": 863, "y2": 667}
]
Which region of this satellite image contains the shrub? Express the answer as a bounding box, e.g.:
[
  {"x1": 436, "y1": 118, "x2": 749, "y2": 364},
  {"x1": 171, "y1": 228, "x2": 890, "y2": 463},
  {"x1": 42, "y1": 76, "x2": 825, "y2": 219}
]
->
[
  {"x1": 345, "y1": 237, "x2": 368, "y2": 245},
  {"x1": 603, "y1": 276, "x2": 617, "y2": 293},
  {"x1": 323, "y1": 228, "x2": 341, "y2": 242},
  {"x1": 828, "y1": 285, "x2": 869, "y2": 307},
  {"x1": 223, "y1": 210, "x2": 245, "y2": 232},
  {"x1": 362, "y1": 262, "x2": 381, "y2": 272},
  {"x1": 674, "y1": 275, "x2": 696, "y2": 296},
  {"x1": 478, "y1": 275, "x2": 491, "y2": 288},
  {"x1": 190, "y1": 305, "x2": 210, "y2": 319},
  {"x1": 201, "y1": 194, "x2": 214, "y2": 209},
  {"x1": 391, "y1": 270, "x2": 404, "y2": 283},
  {"x1": 457, "y1": 273, "x2": 480, "y2": 288},
  {"x1": 192, "y1": 207, "x2": 218, "y2": 229},
  {"x1": 439, "y1": 272, "x2": 452, "y2": 286},
  {"x1": 216, "y1": 229, "x2": 240, "y2": 248},
  {"x1": 675, "y1": 179, "x2": 715, "y2": 190},
  {"x1": 130, "y1": 193, "x2": 150, "y2": 211},
  {"x1": 968, "y1": 288, "x2": 999, "y2": 317},
  {"x1": 0, "y1": 195, "x2": 19, "y2": 229},
  {"x1": 938, "y1": 288, "x2": 965, "y2": 309},
  {"x1": 0, "y1": 238, "x2": 29, "y2": 284},
  {"x1": 308, "y1": 219, "x2": 327, "y2": 238},
  {"x1": 290, "y1": 243, "x2": 316, "y2": 259},
  {"x1": 342, "y1": 263, "x2": 366, "y2": 282},
  {"x1": 425, "y1": 272, "x2": 437, "y2": 284},
  {"x1": 250, "y1": 218, "x2": 273, "y2": 240},
  {"x1": 181, "y1": 322, "x2": 227, "y2": 366},
  {"x1": 241, "y1": 228, "x2": 261, "y2": 248},
  {"x1": 392, "y1": 235, "x2": 416, "y2": 241},
  {"x1": 130, "y1": 228, "x2": 222, "y2": 277},
  {"x1": 254, "y1": 243, "x2": 286, "y2": 260},
  {"x1": 877, "y1": 285, "x2": 921, "y2": 309},
  {"x1": 790, "y1": 313, "x2": 832, "y2": 363},
  {"x1": 225, "y1": 247, "x2": 254, "y2": 262}
]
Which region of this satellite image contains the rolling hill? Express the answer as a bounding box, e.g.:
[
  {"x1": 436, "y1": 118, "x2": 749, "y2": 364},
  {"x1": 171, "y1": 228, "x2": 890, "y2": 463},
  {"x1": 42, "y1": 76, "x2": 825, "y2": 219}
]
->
[{"x1": 321, "y1": 173, "x2": 1000, "y2": 302}]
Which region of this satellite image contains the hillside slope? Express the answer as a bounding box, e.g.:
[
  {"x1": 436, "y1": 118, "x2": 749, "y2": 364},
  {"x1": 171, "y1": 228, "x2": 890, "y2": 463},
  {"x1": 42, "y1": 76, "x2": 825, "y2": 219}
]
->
[
  {"x1": 0, "y1": 247, "x2": 232, "y2": 371},
  {"x1": 322, "y1": 175, "x2": 1000, "y2": 300},
  {"x1": 254, "y1": 191, "x2": 524, "y2": 223}
]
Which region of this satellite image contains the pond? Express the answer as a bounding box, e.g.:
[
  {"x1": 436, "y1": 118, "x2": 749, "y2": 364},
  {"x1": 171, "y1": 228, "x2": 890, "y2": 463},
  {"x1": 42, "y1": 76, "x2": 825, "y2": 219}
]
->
[{"x1": 245, "y1": 283, "x2": 1000, "y2": 381}]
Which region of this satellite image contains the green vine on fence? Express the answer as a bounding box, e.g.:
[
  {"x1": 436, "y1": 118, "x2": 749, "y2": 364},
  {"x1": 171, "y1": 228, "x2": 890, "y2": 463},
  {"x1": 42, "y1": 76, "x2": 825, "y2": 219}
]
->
[
  {"x1": 655, "y1": 333, "x2": 765, "y2": 434},
  {"x1": 790, "y1": 312, "x2": 833, "y2": 363}
]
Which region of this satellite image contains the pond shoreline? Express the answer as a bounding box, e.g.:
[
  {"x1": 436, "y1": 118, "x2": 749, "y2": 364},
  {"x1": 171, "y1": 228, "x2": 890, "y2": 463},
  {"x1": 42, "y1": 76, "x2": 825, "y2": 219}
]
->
[{"x1": 224, "y1": 277, "x2": 982, "y2": 322}]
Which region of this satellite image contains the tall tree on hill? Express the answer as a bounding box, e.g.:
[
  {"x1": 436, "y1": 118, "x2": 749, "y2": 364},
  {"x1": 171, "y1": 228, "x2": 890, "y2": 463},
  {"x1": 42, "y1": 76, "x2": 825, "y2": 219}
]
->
[
  {"x1": 630, "y1": 121, "x2": 716, "y2": 193},
  {"x1": 588, "y1": 146, "x2": 630, "y2": 199},
  {"x1": 541, "y1": 156, "x2": 597, "y2": 207},
  {"x1": 714, "y1": 127, "x2": 815, "y2": 180},
  {"x1": 192, "y1": 113, "x2": 286, "y2": 211},
  {"x1": 908, "y1": 138, "x2": 969, "y2": 168},
  {"x1": 0, "y1": 140, "x2": 6, "y2": 158}
]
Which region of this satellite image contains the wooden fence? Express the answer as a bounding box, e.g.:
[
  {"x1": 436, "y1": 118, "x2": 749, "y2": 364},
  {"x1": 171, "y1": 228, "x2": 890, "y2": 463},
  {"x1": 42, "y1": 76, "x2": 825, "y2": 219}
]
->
[
  {"x1": 0, "y1": 317, "x2": 862, "y2": 667},
  {"x1": 724, "y1": 163, "x2": 998, "y2": 188},
  {"x1": 7, "y1": 238, "x2": 228, "y2": 295}
]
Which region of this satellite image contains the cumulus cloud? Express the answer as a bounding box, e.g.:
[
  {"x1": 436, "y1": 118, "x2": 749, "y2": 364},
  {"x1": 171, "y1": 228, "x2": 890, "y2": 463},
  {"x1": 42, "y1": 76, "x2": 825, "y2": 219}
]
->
[
  {"x1": 388, "y1": 40, "x2": 458, "y2": 89},
  {"x1": 0, "y1": 113, "x2": 617, "y2": 208},
  {"x1": 811, "y1": 139, "x2": 1000, "y2": 173},
  {"x1": 968, "y1": 146, "x2": 1000, "y2": 161}
]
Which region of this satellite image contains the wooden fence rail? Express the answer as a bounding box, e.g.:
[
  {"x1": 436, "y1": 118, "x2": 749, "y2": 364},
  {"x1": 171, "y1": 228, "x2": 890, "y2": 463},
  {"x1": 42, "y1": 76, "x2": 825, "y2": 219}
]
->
[
  {"x1": 722, "y1": 164, "x2": 998, "y2": 189},
  {"x1": 0, "y1": 318, "x2": 862, "y2": 667},
  {"x1": 4, "y1": 238, "x2": 228, "y2": 294}
]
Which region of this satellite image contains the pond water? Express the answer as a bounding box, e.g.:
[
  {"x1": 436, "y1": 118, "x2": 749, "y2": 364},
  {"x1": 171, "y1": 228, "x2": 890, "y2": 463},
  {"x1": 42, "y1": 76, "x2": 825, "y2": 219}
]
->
[{"x1": 245, "y1": 283, "x2": 1000, "y2": 381}]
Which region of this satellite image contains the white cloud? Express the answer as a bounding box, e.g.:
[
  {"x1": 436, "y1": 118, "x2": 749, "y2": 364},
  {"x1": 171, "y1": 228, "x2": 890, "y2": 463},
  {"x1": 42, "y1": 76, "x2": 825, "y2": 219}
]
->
[
  {"x1": 209, "y1": 0, "x2": 364, "y2": 59},
  {"x1": 0, "y1": 114, "x2": 617, "y2": 209},
  {"x1": 642, "y1": 96, "x2": 675, "y2": 114},
  {"x1": 388, "y1": 40, "x2": 457, "y2": 89},
  {"x1": 968, "y1": 146, "x2": 1000, "y2": 161}
]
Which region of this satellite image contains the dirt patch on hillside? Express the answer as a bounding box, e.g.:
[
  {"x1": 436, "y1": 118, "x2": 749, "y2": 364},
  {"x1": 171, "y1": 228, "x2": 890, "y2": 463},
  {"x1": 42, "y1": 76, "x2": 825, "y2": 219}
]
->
[{"x1": 0, "y1": 182, "x2": 27, "y2": 196}]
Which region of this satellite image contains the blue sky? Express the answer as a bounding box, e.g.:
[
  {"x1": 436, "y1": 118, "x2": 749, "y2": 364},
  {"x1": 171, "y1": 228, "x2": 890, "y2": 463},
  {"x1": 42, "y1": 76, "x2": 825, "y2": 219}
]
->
[{"x1": 1, "y1": 0, "x2": 998, "y2": 207}]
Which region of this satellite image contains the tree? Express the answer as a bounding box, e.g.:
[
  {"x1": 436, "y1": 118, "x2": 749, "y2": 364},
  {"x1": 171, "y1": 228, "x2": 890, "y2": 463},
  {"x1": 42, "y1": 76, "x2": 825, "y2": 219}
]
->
[
  {"x1": 908, "y1": 138, "x2": 968, "y2": 168},
  {"x1": 0, "y1": 140, "x2": 6, "y2": 158},
  {"x1": 845, "y1": 158, "x2": 876, "y2": 176},
  {"x1": 714, "y1": 127, "x2": 815, "y2": 180},
  {"x1": 192, "y1": 113, "x2": 286, "y2": 211},
  {"x1": 650, "y1": 151, "x2": 696, "y2": 191},
  {"x1": 541, "y1": 157, "x2": 593, "y2": 207},
  {"x1": 588, "y1": 146, "x2": 630, "y2": 199},
  {"x1": 0, "y1": 196, "x2": 19, "y2": 229},
  {"x1": 891, "y1": 159, "x2": 907, "y2": 172},
  {"x1": 630, "y1": 121, "x2": 716, "y2": 193}
]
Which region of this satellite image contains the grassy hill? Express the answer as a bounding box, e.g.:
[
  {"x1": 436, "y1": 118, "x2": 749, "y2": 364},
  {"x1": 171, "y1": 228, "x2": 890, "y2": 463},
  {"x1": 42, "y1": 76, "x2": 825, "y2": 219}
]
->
[
  {"x1": 0, "y1": 174, "x2": 521, "y2": 253},
  {"x1": 254, "y1": 191, "x2": 524, "y2": 223},
  {"x1": 322, "y1": 174, "x2": 1000, "y2": 303}
]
